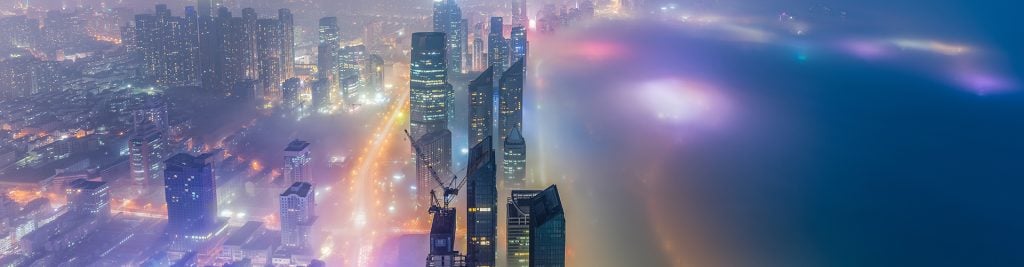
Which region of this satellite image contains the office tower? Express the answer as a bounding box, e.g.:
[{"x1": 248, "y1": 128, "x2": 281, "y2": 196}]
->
[
  {"x1": 409, "y1": 32, "x2": 452, "y2": 139},
  {"x1": 468, "y1": 67, "x2": 495, "y2": 148},
  {"x1": 510, "y1": 26, "x2": 528, "y2": 65},
  {"x1": 278, "y1": 9, "x2": 295, "y2": 79},
  {"x1": 433, "y1": 0, "x2": 465, "y2": 74},
  {"x1": 503, "y1": 128, "x2": 526, "y2": 188},
  {"x1": 530, "y1": 185, "x2": 566, "y2": 266},
  {"x1": 164, "y1": 153, "x2": 218, "y2": 239},
  {"x1": 487, "y1": 17, "x2": 508, "y2": 72},
  {"x1": 318, "y1": 17, "x2": 340, "y2": 47},
  {"x1": 415, "y1": 129, "x2": 452, "y2": 208},
  {"x1": 282, "y1": 77, "x2": 302, "y2": 108},
  {"x1": 427, "y1": 209, "x2": 467, "y2": 267},
  {"x1": 131, "y1": 94, "x2": 169, "y2": 132},
  {"x1": 129, "y1": 128, "x2": 166, "y2": 185},
  {"x1": 256, "y1": 18, "x2": 282, "y2": 102},
  {"x1": 364, "y1": 54, "x2": 385, "y2": 93},
  {"x1": 66, "y1": 179, "x2": 111, "y2": 218},
  {"x1": 340, "y1": 69, "x2": 362, "y2": 101},
  {"x1": 280, "y1": 182, "x2": 316, "y2": 250},
  {"x1": 499, "y1": 58, "x2": 525, "y2": 143},
  {"x1": 283, "y1": 140, "x2": 312, "y2": 183},
  {"x1": 311, "y1": 79, "x2": 330, "y2": 110},
  {"x1": 472, "y1": 36, "x2": 484, "y2": 72},
  {"x1": 506, "y1": 190, "x2": 542, "y2": 267},
  {"x1": 466, "y1": 137, "x2": 498, "y2": 267},
  {"x1": 318, "y1": 17, "x2": 341, "y2": 101}
]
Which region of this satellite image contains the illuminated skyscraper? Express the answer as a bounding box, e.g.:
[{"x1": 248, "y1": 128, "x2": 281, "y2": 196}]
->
[
  {"x1": 410, "y1": 32, "x2": 452, "y2": 139},
  {"x1": 433, "y1": 0, "x2": 465, "y2": 74},
  {"x1": 318, "y1": 17, "x2": 341, "y2": 100},
  {"x1": 311, "y1": 79, "x2": 330, "y2": 110},
  {"x1": 503, "y1": 128, "x2": 526, "y2": 188},
  {"x1": 283, "y1": 140, "x2": 312, "y2": 183},
  {"x1": 510, "y1": 26, "x2": 528, "y2": 66},
  {"x1": 466, "y1": 137, "x2": 497, "y2": 267},
  {"x1": 280, "y1": 182, "x2": 316, "y2": 250},
  {"x1": 129, "y1": 128, "x2": 165, "y2": 185},
  {"x1": 278, "y1": 9, "x2": 295, "y2": 79},
  {"x1": 164, "y1": 153, "x2": 218, "y2": 239},
  {"x1": 530, "y1": 185, "x2": 566, "y2": 267},
  {"x1": 416, "y1": 129, "x2": 452, "y2": 208},
  {"x1": 468, "y1": 67, "x2": 495, "y2": 148},
  {"x1": 66, "y1": 179, "x2": 111, "y2": 219},
  {"x1": 364, "y1": 54, "x2": 385, "y2": 93},
  {"x1": 499, "y1": 58, "x2": 525, "y2": 143},
  {"x1": 256, "y1": 18, "x2": 282, "y2": 102},
  {"x1": 487, "y1": 17, "x2": 508, "y2": 72},
  {"x1": 242, "y1": 8, "x2": 259, "y2": 80},
  {"x1": 506, "y1": 190, "x2": 542, "y2": 267},
  {"x1": 282, "y1": 77, "x2": 302, "y2": 108}
]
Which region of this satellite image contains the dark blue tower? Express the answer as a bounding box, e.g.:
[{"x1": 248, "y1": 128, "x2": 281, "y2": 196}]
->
[{"x1": 164, "y1": 153, "x2": 218, "y2": 240}]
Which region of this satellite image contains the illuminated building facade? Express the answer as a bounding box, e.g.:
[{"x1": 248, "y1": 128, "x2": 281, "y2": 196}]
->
[
  {"x1": 256, "y1": 18, "x2": 283, "y2": 102},
  {"x1": 468, "y1": 67, "x2": 495, "y2": 149},
  {"x1": 433, "y1": 0, "x2": 465, "y2": 74},
  {"x1": 502, "y1": 128, "x2": 526, "y2": 188},
  {"x1": 466, "y1": 136, "x2": 498, "y2": 267},
  {"x1": 499, "y1": 58, "x2": 525, "y2": 143},
  {"x1": 278, "y1": 9, "x2": 295, "y2": 79},
  {"x1": 487, "y1": 17, "x2": 508, "y2": 72},
  {"x1": 416, "y1": 129, "x2": 452, "y2": 208},
  {"x1": 280, "y1": 182, "x2": 316, "y2": 250},
  {"x1": 318, "y1": 17, "x2": 341, "y2": 101},
  {"x1": 506, "y1": 190, "x2": 542, "y2": 267},
  {"x1": 283, "y1": 140, "x2": 312, "y2": 183},
  {"x1": 129, "y1": 128, "x2": 166, "y2": 185},
  {"x1": 163, "y1": 153, "x2": 218, "y2": 239},
  {"x1": 410, "y1": 32, "x2": 452, "y2": 139},
  {"x1": 66, "y1": 179, "x2": 111, "y2": 219},
  {"x1": 510, "y1": 26, "x2": 528, "y2": 66}
]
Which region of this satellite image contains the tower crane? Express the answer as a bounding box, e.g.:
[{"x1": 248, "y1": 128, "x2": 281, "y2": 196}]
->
[{"x1": 404, "y1": 130, "x2": 468, "y2": 214}]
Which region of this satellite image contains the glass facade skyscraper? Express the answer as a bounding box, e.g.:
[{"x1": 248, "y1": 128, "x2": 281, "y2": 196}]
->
[
  {"x1": 506, "y1": 190, "x2": 541, "y2": 267},
  {"x1": 529, "y1": 185, "x2": 565, "y2": 267},
  {"x1": 415, "y1": 129, "x2": 452, "y2": 209},
  {"x1": 468, "y1": 67, "x2": 495, "y2": 149},
  {"x1": 466, "y1": 137, "x2": 497, "y2": 267},
  {"x1": 410, "y1": 32, "x2": 452, "y2": 140},
  {"x1": 499, "y1": 58, "x2": 525, "y2": 143},
  {"x1": 502, "y1": 128, "x2": 526, "y2": 188},
  {"x1": 164, "y1": 153, "x2": 219, "y2": 240},
  {"x1": 433, "y1": 0, "x2": 465, "y2": 74}
]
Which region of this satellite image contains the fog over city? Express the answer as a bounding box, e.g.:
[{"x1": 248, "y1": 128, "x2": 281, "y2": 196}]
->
[{"x1": 1, "y1": 0, "x2": 1022, "y2": 266}]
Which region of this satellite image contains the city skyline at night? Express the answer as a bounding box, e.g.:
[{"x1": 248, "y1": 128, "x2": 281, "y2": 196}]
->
[{"x1": 1, "y1": 0, "x2": 1023, "y2": 266}]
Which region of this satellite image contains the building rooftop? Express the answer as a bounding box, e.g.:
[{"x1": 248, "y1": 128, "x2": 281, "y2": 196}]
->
[
  {"x1": 530, "y1": 185, "x2": 564, "y2": 227},
  {"x1": 504, "y1": 128, "x2": 525, "y2": 146},
  {"x1": 68, "y1": 178, "x2": 107, "y2": 190},
  {"x1": 225, "y1": 221, "x2": 264, "y2": 246},
  {"x1": 281, "y1": 182, "x2": 313, "y2": 197},
  {"x1": 285, "y1": 139, "x2": 310, "y2": 152}
]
